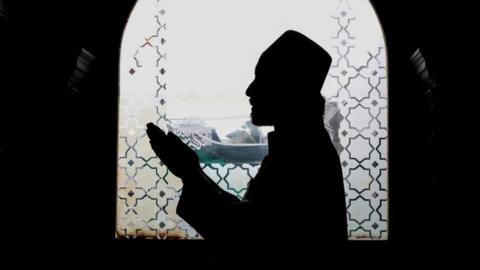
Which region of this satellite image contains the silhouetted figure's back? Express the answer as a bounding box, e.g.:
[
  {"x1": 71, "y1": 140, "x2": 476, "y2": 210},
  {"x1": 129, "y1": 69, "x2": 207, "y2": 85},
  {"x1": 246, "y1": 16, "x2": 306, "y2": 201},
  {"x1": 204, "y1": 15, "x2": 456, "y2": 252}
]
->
[{"x1": 148, "y1": 30, "x2": 347, "y2": 266}]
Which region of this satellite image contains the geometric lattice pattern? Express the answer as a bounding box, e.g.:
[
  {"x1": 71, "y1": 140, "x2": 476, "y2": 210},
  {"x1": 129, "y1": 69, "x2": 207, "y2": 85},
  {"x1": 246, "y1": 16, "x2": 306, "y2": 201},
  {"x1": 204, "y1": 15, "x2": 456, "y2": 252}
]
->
[
  {"x1": 326, "y1": 0, "x2": 388, "y2": 240},
  {"x1": 116, "y1": 0, "x2": 388, "y2": 240},
  {"x1": 117, "y1": 0, "x2": 191, "y2": 239}
]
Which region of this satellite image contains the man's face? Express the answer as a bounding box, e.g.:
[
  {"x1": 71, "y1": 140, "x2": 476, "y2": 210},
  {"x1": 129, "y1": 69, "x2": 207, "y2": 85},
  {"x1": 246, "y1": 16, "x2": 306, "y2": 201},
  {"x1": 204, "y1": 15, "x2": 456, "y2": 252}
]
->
[{"x1": 245, "y1": 66, "x2": 278, "y2": 126}]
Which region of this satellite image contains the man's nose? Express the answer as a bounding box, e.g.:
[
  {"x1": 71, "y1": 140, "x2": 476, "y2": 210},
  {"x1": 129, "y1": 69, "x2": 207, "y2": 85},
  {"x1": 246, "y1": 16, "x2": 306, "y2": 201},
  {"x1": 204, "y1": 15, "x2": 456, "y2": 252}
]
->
[{"x1": 246, "y1": 80, "x2": 256, "y2": 97}]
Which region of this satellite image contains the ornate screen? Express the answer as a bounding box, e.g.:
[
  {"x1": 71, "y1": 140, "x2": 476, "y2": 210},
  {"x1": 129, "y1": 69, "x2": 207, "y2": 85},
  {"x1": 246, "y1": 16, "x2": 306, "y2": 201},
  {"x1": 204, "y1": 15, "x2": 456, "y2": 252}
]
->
[{"x1": 117, "y1": 0, "x2": 388, "y2": 240}]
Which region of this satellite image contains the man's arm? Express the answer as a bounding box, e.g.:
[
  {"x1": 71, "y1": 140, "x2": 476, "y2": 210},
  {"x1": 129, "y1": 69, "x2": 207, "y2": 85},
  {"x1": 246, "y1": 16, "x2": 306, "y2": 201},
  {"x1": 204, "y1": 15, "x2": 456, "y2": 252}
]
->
[
  {"x1": 146, "y1": 123, "x2": 249, "y2": 241},
  {"x1": 177, "y1": 167, "x2": 246, "y2": 241}
]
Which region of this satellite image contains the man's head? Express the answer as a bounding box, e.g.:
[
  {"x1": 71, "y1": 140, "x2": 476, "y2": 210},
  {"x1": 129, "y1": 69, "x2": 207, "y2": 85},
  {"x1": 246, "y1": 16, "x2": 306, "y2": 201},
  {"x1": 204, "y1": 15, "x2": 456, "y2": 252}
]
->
[{"x1": 246, "y1": 30, "x2": 332, "y2": 126}]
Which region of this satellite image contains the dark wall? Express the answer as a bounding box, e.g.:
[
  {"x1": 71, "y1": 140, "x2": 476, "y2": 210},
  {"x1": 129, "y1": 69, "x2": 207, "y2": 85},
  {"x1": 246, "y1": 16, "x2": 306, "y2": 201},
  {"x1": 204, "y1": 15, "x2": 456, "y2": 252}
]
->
[
  {"x1": 0, "y1": 0, "x2": 471, "y2": 264},
  {"x1": 371, "y1": 0, "x2": 472, "y2": 246}
]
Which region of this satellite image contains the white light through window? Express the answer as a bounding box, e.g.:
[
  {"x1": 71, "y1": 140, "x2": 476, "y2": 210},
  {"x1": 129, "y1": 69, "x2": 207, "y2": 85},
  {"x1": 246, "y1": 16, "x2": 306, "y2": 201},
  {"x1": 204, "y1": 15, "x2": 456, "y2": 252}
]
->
[{"x1": 117, "y1": 0, "x2": 388, "y2": 240}]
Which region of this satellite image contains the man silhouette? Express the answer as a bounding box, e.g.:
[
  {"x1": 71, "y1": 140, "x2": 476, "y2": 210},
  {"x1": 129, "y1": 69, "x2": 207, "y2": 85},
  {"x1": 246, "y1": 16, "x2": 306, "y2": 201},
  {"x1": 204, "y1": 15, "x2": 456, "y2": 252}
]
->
[{"x1": 147, "y1": 30, "x2": 347, "y2": 265}]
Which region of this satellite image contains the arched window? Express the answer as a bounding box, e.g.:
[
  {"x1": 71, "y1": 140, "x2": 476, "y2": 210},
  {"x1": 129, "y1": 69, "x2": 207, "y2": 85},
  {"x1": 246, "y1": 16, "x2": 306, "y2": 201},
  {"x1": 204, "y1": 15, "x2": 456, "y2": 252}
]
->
[{"x1": 117, "y1": 0, "x2": 388, "y2": 240}]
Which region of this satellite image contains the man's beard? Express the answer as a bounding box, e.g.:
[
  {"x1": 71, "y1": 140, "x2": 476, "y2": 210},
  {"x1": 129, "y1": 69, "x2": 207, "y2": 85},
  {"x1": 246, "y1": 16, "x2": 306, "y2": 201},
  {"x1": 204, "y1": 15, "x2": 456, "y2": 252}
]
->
[
  {"x1": 250, "y1": 112, "x2": 259, "y2": 126},
  {"x1": 250, "y1": 109, "x2": 273, "y2": 126}
]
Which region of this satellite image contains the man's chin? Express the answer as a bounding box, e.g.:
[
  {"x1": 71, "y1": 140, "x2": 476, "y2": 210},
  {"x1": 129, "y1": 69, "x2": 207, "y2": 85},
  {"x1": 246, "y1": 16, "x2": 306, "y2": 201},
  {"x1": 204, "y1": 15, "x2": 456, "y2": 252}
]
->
[{"x1": 250, "y1": 113, "x2": 272, "y2": 127}]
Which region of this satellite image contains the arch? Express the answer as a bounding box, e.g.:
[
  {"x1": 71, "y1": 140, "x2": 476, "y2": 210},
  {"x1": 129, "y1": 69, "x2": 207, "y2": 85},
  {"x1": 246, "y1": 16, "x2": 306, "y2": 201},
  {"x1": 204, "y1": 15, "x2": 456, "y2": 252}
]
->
[{"x1": 117, "y1": 0, "x2": 388, "y2": 240}]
